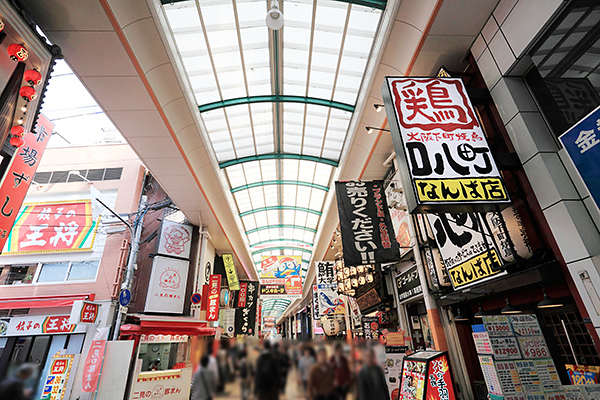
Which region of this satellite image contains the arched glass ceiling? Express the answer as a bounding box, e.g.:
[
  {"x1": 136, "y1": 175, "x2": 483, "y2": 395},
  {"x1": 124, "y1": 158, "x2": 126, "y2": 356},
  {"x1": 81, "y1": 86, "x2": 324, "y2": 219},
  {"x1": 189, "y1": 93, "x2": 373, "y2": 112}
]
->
[
  {"x1": 162, "y1": 0, "x2": 383, "y2": 301},
  {"x1": 261, "y1": 298, "x2": 292, "y2": 319}
]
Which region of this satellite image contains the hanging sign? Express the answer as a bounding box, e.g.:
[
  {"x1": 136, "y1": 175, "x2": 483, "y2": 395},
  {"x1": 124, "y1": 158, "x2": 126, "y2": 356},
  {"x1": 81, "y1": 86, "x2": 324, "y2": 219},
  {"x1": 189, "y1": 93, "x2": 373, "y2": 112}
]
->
[
  {"x1": 312, "y1": 285, "x2": 321, "y2": 320},
  {"x1": 144, "y1": 256, "x2": 189, "y2": 314},
  {"x1": 259, "y1": 256, "x2": 302, "y2": 298},
  {"x1": 396, "y1": 266, "x2": 422, "y2": 302},
  {"x1": 237, "y1": 282, "x2": 248, "y2": 308},
  {"x1": 234, "y1": 280, "x2": 258, "y2": 336},
  {"x1": 335, "y1": 180, "x2": 400, "y2": 266},
  {"x1": 69, "y1": 300, "x2": 100, "y2": 325},
  {"x1": 206, "y1": 274, "x2": 221, "y2": 321},
  {"x1": 41, "y1": 353, "x2": 74, "y2": 400},
  {"x1": 156, "y1": 220, "x2": 192, "y2": 259},
  {"x1": 385, "y1": 176, "x2": 412, "y2": 257},
  {"x1": 428, "y1": 213, "x2": 505, "y2": 290},
  {"x1": 81, "y1": 339, "x2": 106, "y2": 392},
  {"x1": 223, "y1": 253, "x2": 240, "y2": 291},
  {"x1": 382, "y1": 77, "x2": 510, "y2": 213},
  {"x1": 0, "y1": 114, "x2": 54, "y2": 254},
  {"x1": 316, "y1": 261, "x2": 345, "y2": 315}
]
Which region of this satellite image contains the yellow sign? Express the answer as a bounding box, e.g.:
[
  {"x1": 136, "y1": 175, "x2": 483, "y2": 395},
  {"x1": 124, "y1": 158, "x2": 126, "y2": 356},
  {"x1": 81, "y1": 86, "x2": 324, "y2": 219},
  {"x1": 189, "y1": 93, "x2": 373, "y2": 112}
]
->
[
  {"x1": 223, "y1": 254, "x2": 240, "y2": 291},
  {"x1": 414, "y1": 178, "x2": 508, "y2": 203},
  {"x1": 447, "y1": 249, "x2": 503, "y2": 289}
]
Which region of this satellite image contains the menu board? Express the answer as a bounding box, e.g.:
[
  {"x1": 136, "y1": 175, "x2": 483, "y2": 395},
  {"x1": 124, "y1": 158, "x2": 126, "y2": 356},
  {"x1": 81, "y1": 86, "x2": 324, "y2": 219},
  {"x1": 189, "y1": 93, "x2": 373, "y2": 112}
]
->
[
  {"x1": 479, "y1": 356, "x2": 503, "y2": 397},
  {"x1": 41, "y1": 353, "x2": 74, "y2": 400},
  {"x1": 473, "y1": 331, "x2": 493, "y2": 355},
  {"x1": 510, "y1": 315, "x2": 543, "y2": 336},
  {"x1": 515, "y1": 360, "x2": 543, "y2": 393},
  {"x1": 385, "y1": 346, "x2": 408, "y2": 400},
  {"x1": 483, "y1": 315, "x2": 513, "y2": 337},
  {"x1": 534, "y1": 359, "x2": 562, "y2": 393},
  {"x1": 490, "y1": 336, "x2": 522, "y2": 360},
  {"x1": 399, "y1": 360, "x2": 426, "y2": 400},
  {"x1": 518, "y1": 336, "x2": 550, "y2": 359},
  {"x1": 496, "y1": 361, "x2": 524, "y2": 395}
]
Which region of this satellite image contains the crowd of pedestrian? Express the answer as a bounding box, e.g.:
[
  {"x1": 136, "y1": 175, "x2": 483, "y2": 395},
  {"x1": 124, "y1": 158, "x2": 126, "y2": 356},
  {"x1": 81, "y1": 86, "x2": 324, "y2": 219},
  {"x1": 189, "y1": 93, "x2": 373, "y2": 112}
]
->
[{"x1": 191, "y1": 339, "x2": 389, "y2": 400}]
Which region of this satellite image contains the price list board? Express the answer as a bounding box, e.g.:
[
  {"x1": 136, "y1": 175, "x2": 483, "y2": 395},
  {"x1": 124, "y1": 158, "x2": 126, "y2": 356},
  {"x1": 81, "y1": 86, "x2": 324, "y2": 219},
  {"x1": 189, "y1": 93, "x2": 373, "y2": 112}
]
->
[
  {"x1": 479, "y1": 356, "x2": 503, "y2": 397},
  {"x1": 483, "y1": 315, "x2": 513, "y2": 337},
  {"x1": 490, "y1": 336, "x2": 522, "y2": 360},
  {"x1": 509, "y1": 315, "x2": 543, "y2": 336},
  {"x1": 535, "y1": 359, "x2": 562, "y2": 393},
  {"x1": 496, "y1": 361, "x2": 524, "y2": 395},
  {"x1": 515, "y1": 359, "x2": 543, "y2": 393},
  {"x1": 472, "y1": 329, "x2": 493, "y2": 355},
  {"x1": 518, "y1": 336, "x2": 550, "y2": 359}
]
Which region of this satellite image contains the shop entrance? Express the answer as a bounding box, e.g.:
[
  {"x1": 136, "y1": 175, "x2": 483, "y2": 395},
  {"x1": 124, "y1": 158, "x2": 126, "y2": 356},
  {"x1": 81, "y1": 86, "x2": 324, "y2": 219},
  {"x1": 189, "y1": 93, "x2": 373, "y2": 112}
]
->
[{"x1": 405, "y1": 301, "x2": 433, "y2": 350}]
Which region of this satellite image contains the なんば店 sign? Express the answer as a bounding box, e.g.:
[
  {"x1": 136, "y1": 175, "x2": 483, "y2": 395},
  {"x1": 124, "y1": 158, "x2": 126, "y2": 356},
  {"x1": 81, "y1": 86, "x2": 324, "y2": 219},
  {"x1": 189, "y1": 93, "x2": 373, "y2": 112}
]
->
[{"x1": 382, "y1": 77, "x2": 510, "y2": 213}]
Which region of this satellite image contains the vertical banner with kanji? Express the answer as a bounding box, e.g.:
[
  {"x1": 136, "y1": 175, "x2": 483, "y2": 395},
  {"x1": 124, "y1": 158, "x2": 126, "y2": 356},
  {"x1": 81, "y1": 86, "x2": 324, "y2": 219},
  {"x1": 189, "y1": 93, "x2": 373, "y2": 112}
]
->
[
  {"x1": 81, "y1": 339, "x2": 106, "y2": 392},
  {"x1": 206, "y1": 274, "x2": 221, "y2": 321},
  {"x1": 0, "y1": 114, "x2": 54, "y2": 252},
  {"x1": 335, "y1": 180, "x2": 400, "y2": 266},
  {"x1": 235, "y1": 280, "x2": 259, "y2": 336},
  {"x1": 382, "y1": 77, "x2": 510, "y2": 213},
  {"x1": 223, "y1": 253, "x2": 240, "y2": 291},
  {"x1": 315, "y1": 261, "x2": 345, "y2": 315}
]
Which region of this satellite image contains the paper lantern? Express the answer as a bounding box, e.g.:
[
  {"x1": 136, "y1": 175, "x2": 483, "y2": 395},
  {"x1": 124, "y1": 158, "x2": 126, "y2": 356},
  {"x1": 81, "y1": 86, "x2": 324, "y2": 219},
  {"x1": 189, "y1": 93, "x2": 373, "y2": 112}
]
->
[
  {"x1": 7, "y1": 43, "x2": 28, "y2": 62},
  {"x1": 486, "y1": 207, "x2": 534, "y2": 262},
  {"x1": 11, "y1": 125, "x2": 25, "y2": 137},
  {"x1": 24, "y1": 69, "x2": 42, "y2": 86},
  {"x1": 19, "y1": 86, "x2": 36, "y2": 101},
  {"x1": 10, "y1": 136, "x2": 24, "y2": 147},
  {"x1": 0, "y1": 19, "x2": 4, "y2": 32},
  {"x1": 320, "y1": 317, "x2": 340, "y2": 336}
]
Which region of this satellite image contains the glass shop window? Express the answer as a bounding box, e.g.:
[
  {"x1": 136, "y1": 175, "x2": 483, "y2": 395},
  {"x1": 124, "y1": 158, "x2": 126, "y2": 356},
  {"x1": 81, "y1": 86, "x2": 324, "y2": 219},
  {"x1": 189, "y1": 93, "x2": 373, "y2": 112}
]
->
[
  {"x1": 139, "y1": 342, "x2": 188, "y2": 372},
  {"x1": 0, "y1": 264, "x2": 38, "y2": 285}
]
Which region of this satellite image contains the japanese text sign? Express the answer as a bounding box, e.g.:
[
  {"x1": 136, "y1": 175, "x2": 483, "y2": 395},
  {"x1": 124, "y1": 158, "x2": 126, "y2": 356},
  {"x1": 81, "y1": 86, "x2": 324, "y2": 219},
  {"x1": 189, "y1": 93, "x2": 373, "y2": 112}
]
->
[
  {"x1": 81, "y1": 339, "x2": 106, "y2": 392},
  {"x1": 157, "y1": 220, "x2": 192, "y2": 259},
  {"x1": 207, "y1": 274, "x2": 221, "y2": 321},
  {"x1": 5, "y1": 315, "x2": 81, "y2": 336},
  {"x1": 316, "y1": 261, "x2": 345, "y2": 315},
  {"x1": 259, "y1": 256, "x2": 302, "y2": 299},
  {"x1": 69, "y1": 300, "x2": 100, "y2": 325},
  {"x1": 223, "y1": 253, "x2": 240, "y2": 291},
  {"x1": 144, "y1": 256, "x2": 189, "y2": 314},
  {"x1": 2, "y1": 200, "x2": 100, "y2": 254},
  {"x1": 237, "y1": 282, "x2": 248, "y2": 308},
  {"x1": 41, "y1": 353, "x2": 74, "y2": 400},
  {"x1": 0, "y1": 114, "x2": 54, "y2": 253},
  {"x1": 559, "y1": 105, "x2": 600, "y2": 211},
  {"x1": 335, "y1": 180, "x2": 400, "y2": 266},
  {"x1": 396, "y1": 265, "x2": 422, "y2": 301},
  {"x1": 235, "y1": 280, "x2": 259, "y2": 336},
  {"x1": 383, "y1": 77, "x2": 509, "y2": 213},
  {"x1": 132, "y1": 369, "x2": 192, "y2": 400}
]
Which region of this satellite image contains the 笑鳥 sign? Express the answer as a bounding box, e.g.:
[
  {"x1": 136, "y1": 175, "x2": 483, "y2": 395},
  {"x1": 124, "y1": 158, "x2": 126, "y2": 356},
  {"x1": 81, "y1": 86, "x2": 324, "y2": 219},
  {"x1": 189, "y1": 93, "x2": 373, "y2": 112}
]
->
[
  {"x1": 235, "y1": 280, "x2": 258, "y2": 336},
  {"x1": 223, "y1": 253, "x2": 240, "y2": 291},
  {"x1": 335, "y1": 181, "x2": 400, "y2": 266},
  {"x1": 382, "y1": 77, "x2": 510, "y2": 213}
]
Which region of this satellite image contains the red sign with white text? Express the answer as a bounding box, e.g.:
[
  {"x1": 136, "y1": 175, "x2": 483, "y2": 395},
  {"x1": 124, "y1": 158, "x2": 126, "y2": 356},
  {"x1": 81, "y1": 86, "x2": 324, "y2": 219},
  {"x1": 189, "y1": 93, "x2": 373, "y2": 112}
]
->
[
  {"x1": 207, "y1": 275, "x2": 221, "y2": 321},
  {"x1": 80, "y1": 302, "x2": 100, "y2": 324},
  {"x1": 0, "y1": 114, "x2": 54, "y2": 253},
  {"x1": 82, "y1": 339, "x2": 106, "y2": 392},
  {"x1": 238, "y1": 282, "x2": 248, "y2": 308}
]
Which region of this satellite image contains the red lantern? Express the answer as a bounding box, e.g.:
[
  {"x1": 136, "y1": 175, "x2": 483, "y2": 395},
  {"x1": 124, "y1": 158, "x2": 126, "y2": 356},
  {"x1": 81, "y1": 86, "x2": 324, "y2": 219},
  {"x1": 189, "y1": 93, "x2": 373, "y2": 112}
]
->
[
  {"x1": 19, "y1": 86, "x2": 36, "y2": 101},
  {"x1": 10, "y1": 136, "x2": 24, "y2": 148},
  {"x1": 7, "y1": 43, "x2": 28, "y2": 62},
  {"x1": 24, "y1": 69, "x2": 42, "y2": 86},
  {"x1": 10, "y1": 126, "x2": 25, "y2": 137}
]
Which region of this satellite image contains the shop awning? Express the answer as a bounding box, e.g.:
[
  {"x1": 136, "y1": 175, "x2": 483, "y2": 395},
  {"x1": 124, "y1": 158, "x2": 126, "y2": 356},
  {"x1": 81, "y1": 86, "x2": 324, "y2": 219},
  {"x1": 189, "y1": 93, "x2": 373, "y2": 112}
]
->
[
  {"x1": 120, "y1": 314, "x2": 215, "y2": 337},
  {"x1": 0, "y1": 293, "x2": 95, "y2": 310}
]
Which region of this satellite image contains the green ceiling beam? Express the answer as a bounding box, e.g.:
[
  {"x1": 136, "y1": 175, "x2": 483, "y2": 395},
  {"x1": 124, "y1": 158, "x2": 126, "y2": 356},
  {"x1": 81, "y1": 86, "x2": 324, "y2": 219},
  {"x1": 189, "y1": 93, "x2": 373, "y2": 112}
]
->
[
  {"x1": 250, "y1": 238, "x2": 314, "y2": 247},
  {"x1": 231, "y1": 180, "x2": 329, "y2": 193},
  {"x1": 219, "y1": 153, "x2": 338, "y2": 169},
  {"x1": 246, "y1": 224, "x2": 317, "y2": 235},
  {"x1": 240, "y1": 206, "x2": 322, "y2": 218},
  {"x1": 198, "y1": 95, "x2": 355, "y2": 114},
  {"x1": 251, "y1": 246, "x2": 313, "y2": 255}
]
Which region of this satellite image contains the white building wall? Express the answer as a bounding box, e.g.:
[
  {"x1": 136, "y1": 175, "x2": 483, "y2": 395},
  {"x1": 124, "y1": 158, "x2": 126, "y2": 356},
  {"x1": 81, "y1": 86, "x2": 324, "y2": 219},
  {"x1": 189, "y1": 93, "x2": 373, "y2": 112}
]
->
[{"x1": 471, "y1": 0, "x2": 600, "y2": 336}]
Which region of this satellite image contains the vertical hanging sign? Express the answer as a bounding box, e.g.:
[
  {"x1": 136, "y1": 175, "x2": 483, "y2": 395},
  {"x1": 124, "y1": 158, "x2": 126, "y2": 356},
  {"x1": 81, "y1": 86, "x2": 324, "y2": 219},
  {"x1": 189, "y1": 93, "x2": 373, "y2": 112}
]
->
[
  {"x1": 222, "y1": 253, "x2": 240, "y2": 291},
  {"x1": 382, "y1": 77, "x2": 509, "y2": 213},
  {"x1": 206, "y1": 274, "x2": 221, "y2": 321},
  {"x1": 235, "y1": 280, "x2": 259, "y2": 336},
  {"x1": 335, "y1": 180, "x2": 400, "y2": 266},
  {"x1": 0, "y1": 114, "x2": 54, "y2": 252}
]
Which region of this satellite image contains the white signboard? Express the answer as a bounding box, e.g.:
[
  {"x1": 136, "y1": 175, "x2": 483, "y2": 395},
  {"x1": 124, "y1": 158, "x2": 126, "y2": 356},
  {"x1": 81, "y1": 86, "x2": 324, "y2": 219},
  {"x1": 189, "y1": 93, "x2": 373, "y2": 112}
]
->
[
  {"x1": 132, "y1": 369, "x2": 192, "y2": 400},
  {"x1": 483, "y1": 315, "x2": 514, "y2": 337},
  {"x1": 515, "y1": 360, "x2": 543, "y2": 393},
  {"x1": 496, "y1": 361, "x2": 524, "y2": 395},
  {"x1": 472, "y1": 332, "x2": 493, "y2": 355},
  {"x1": 4, "y1": 315, "x2": 86, "y2": 336},
  {"x1": 510, "y1": 315, "x2": 542, "y2": 336},
  {"x1": 144, "y1": 256, "x2": 189, "y2": 314},
  {"x1": 157, "y1": 220, "x2": 193, "y2": 259},
  {"x1": 383, "y1": 77, "x2": 510, "y2": 213},
  {"x1": 490, "y1": 336, "x2": 522, "y2": 360},
  {"x1": 479, "y1": 355, "x2": 503, "y2": 397},
  {"x1": 534, "y1": 359, "x2": 562, "y2": 393},
  {"x1": 518, "y1": 336, "x2": 551, "y2": 359}
]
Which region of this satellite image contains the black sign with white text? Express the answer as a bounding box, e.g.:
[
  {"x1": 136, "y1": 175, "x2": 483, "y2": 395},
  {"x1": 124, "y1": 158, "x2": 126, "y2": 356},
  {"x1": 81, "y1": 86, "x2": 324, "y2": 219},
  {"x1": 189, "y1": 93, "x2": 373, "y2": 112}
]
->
[{"x1": 234, "y1": 280, "x2": 259, "y2": 336}]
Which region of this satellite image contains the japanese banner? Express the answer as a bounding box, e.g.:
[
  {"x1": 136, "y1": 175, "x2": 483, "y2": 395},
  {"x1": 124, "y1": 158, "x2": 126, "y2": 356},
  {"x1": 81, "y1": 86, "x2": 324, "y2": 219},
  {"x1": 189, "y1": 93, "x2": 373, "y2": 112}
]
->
[
  {"x1": 206, "y1": 274, "x2": 221, "y2": 321},
  {"x1": 335, "y1": 180, "x2": 400, "y2": 266},
  {"x1": 235, "y1": 280, "x2": 259, "y2": 336},
  {"x1": 5, "y1": 315, "x2": 83, "y2": 336},
  {"x1": 223, "y1": 253, "x2": 240, "y2": 291},
  {"x1": 0, "y1": 114, "x2": 54, "y2": 252},
  {"x1": 316, "y1": 261, "x2": 345, "y2": 315},
  {"x1": 69, "y1": 300, "x2": 100, "y2": 325},
  {"x1": 383, "y1": 77, "x2": 510, "y2": 212},
  {"x1": 259, "y1": 256, "x2": 302, "y2": 299},
  {"x1": 81, "y1": 339, "x2": 106, "y2": 392}
]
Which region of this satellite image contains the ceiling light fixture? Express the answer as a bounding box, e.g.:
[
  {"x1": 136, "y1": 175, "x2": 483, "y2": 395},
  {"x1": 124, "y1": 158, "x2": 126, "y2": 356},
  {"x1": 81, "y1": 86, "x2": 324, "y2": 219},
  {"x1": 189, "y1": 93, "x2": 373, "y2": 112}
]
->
[
  {"x1": 474, "y1": 304, "x2": 485, "y2": 319},
  {"x1": 538, "y1": 288, "x2": 563, "y2": 309},
  {"x1": 374, "y1": 104, "x2": 384, "y2": 112},
  {"x1": 266, "y1": 0, "x2": 283, "y2": 30},
  {"x1": 365, "y1": 126, "x2": 390, "y2": 135},
  {"x1": 454, "y1": 307, "x2": 469, "y2": 322},
  {"x1": 501, "y1": 297, "x2": 520, "y2": 314}
]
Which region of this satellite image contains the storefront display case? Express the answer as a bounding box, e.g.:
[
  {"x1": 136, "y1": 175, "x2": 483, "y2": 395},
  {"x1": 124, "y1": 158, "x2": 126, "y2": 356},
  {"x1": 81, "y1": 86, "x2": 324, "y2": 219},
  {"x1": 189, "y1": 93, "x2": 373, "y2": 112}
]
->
[{"x1": 399, "y1": 350, "x2": 457, "y2": 400}]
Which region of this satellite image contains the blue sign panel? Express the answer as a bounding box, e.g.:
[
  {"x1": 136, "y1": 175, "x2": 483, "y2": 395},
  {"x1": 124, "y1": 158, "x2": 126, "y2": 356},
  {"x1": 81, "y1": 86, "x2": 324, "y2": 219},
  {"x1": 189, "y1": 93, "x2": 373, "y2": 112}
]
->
[
  {"x1": 119, "y1": 289, "x2": 131, "y2": 307},
  {"x1": 559, "y1": 105, "x2": 600, "y2": 209}
]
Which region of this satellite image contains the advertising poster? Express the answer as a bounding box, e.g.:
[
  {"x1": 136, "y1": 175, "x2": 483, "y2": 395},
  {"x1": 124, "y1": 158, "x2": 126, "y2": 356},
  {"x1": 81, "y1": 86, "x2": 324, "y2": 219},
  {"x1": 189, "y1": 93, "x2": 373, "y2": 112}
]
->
[
  {"x1": 399, "y1": 360, "x2": 426, "y2": 400},
  {"x1": 385, "y1": 346, "x2": 408, "y2": 400},
  {"x1": 362, "y1": 316, "x2": 380, "y2": 340},
  {"x1": 144, "y1": 256, "x2": 189, "y2": 314},
  {"x1": 518, "y1": 336, "x2": 550, "y2": 359},
  {"x1": 490, "y1": 336, "x2": 522, "y2": 360},
  {"x1": 156, "y1": 220, "x2": 192, "y2": 259},
  {"x1": 483, "y1": 315, "x2": 514, "y2": 337},
  {"x1": 515, "y1": 360, "x2": 543, "y2": 393},
  {"x1": 335, "y1": 180, "x2": 400, "y2": 266},
  {"x1": 385, "y1": 175, "x2": 412, "y2": 257},
  {"x1": 259, "y1": 256, "x2": 302, "y2": 299},
  {"x1": 41, "y1": 353, "x2": 74, "y2": 400},
  {"x1": 472, "y1": 325, "x2": 493, "y2": 355},
  {"x1": 496, "y1": 361, "x2": 524, "y2": 396},
  {"x1": 316, "y1": 261, "x2": 345, "y2": 315},
  {"x1": 383, "y1": 77, "x2": 510, "y2": 213},
  {"x1": 479, "y1": 356, "x2": 503, "y2": 398},
  {"x1": 566, "y1": 364, "x2": 600, "y2": 385},
  {"x1": 534, "y1": 359, "x2": 562, "y2": 393},
  {"x1": 510, "y1": 315, "x2": 543, "y2": 336}
]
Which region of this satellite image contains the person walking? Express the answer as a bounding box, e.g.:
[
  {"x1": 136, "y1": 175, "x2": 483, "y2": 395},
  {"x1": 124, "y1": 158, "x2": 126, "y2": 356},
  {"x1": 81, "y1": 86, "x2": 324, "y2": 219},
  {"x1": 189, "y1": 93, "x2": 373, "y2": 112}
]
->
[
  {"x1": 238, "y1": 350, "x2": 253, "y2": 400},
  {"x1": 330, "y1": 343, "x2": 351, "y2": 400},
  {"x1": 357, "y1": 348, "x2": 388, "y2": 400},
  {"x1": 0, "y1": 364, "x2": 35, "y2": 400},
  {"x1": 297, "y1": 346, "x2": 315, "y2": 395},
  {"x1": 192, "y1": 355, "x2": 217, "y2": 400},
  {"x1": 254, "y1": 341, "x2": 281, "y2": 400},
  {"x1": 274, "y1": 342, "x2": 291, "y2": 393},
  {"x1": 307, "y1": 348, "x2": 336, "y2": 400}
]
